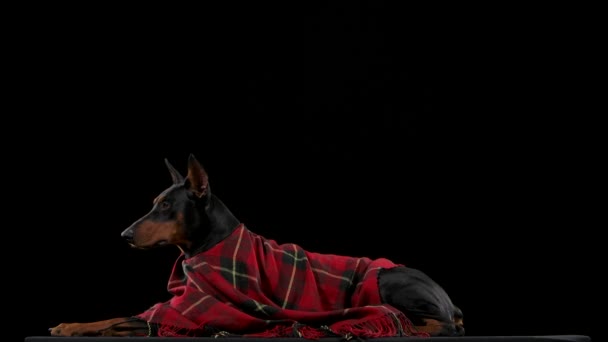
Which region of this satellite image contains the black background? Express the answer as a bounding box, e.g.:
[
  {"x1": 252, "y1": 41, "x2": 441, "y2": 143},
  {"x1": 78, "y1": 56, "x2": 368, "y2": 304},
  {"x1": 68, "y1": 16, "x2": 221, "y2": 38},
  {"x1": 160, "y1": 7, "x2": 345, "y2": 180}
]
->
[{"x1": 9, "y1": 3, "x2": 603, "y2": 342}]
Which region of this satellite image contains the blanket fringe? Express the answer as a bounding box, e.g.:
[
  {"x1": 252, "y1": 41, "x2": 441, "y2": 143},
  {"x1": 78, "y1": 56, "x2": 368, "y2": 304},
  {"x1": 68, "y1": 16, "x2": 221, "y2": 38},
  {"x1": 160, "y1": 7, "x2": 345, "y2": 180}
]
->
[
  {"x1": 329, "y1": 311, "x2": 429, "y2": 338},
  {"x1": 154, "y1": 323, "x2": 207, "y2": 337},
  {"x1": 244, "y1": 311, "x2": 429, "y2": 340},
  {"x1": 245, "y1": 323, "x2": 327, "y2": 340},
  {"x1": 152, "y1": 311, "x2": 429, "y2": 339}
]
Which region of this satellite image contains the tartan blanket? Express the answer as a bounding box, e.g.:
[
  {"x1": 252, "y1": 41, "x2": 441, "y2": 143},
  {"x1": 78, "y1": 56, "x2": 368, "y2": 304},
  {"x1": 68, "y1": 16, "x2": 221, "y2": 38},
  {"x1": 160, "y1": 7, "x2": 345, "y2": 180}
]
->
[{"x1": 136, "y1": 224, "x2": 427, "y2": 338}]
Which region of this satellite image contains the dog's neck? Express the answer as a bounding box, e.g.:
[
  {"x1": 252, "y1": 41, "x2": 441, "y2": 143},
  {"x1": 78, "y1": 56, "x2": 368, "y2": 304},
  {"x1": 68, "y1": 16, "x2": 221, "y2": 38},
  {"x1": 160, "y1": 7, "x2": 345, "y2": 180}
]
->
[{"x1": 185, "y1": 194, "x2": 240, "y2": 258}]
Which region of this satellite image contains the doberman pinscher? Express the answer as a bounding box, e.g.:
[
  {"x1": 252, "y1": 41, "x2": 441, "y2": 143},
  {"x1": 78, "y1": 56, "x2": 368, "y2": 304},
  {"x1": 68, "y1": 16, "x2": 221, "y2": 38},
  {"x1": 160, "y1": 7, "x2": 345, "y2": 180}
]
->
[{"x1": 49, "y1": 154, "x2": 464, "y2": 337}]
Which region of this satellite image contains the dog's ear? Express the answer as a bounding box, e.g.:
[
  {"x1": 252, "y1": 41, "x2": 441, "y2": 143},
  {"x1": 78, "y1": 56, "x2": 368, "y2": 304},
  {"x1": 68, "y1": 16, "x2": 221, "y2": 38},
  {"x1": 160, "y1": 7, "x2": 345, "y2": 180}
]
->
[
  {"x1": 185, "y1": 154, "x2": 209, "y2": 198},
  {"x1": 165, "y1": 158, "x2": 185, "y2": 185}
]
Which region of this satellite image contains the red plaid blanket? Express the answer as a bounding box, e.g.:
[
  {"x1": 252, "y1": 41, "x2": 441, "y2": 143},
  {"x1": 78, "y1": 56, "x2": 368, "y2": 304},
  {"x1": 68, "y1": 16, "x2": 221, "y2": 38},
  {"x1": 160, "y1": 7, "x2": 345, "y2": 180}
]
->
[{"x1": 136, "y1": 224, "x2": 427, "y2": 338}]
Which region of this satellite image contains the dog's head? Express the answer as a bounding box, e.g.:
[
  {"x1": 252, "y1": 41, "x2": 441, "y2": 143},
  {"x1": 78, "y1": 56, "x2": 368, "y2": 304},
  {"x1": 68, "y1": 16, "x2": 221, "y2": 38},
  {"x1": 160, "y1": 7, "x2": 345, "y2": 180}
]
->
[{"x1": 121, "y1": 154, "x2": 211, "y2": 251}]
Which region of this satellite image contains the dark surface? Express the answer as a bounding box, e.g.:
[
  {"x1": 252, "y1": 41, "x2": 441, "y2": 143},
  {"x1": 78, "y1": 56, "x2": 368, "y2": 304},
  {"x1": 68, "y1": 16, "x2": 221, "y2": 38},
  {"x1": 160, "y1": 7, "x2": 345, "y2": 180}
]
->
[
  {"x1": 7, "y1": 2, "x2": 602, "y2": 342},
  {"x1": 24, "y1": 335, "x2": 592, "y2": 342}
]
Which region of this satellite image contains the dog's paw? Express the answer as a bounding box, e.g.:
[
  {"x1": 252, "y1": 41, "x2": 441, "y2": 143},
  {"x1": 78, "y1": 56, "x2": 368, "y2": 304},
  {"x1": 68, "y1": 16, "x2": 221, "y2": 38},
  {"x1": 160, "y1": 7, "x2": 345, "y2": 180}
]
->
[{"x1": 49, "y1": 323, "x2": 86, "y2": 336}]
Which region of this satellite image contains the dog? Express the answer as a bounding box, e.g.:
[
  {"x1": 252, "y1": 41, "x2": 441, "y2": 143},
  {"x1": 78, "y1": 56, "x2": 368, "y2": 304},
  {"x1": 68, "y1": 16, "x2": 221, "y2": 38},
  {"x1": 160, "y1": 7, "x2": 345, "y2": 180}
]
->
[{"x1": 49, "y1": 154, "x2": 464, "y2": 338}]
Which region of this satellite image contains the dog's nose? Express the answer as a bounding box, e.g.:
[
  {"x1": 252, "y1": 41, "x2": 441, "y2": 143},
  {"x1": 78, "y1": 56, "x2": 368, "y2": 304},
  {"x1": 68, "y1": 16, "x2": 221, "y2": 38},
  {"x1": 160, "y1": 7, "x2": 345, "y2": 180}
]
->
[{"x1": 121, "y1": 228, "x2": 134, "y2": 241}]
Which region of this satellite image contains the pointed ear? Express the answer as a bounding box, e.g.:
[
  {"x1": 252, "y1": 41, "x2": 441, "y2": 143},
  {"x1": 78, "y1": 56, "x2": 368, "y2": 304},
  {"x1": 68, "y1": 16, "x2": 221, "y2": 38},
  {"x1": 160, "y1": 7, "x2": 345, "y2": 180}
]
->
[
  {"x1": 186, "y1": 154, "x2": 209, "y2": 197},
  {"x1": 165, "y1": 158, "x2": 185, "y2": 185}
]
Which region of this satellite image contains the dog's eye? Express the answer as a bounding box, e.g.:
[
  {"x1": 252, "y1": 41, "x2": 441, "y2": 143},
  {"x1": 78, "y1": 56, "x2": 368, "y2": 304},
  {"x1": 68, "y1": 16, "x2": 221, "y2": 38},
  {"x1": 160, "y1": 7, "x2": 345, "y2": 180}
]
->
[{"x1": 159, "y1": 201, "x2": 171, "y2": 210}]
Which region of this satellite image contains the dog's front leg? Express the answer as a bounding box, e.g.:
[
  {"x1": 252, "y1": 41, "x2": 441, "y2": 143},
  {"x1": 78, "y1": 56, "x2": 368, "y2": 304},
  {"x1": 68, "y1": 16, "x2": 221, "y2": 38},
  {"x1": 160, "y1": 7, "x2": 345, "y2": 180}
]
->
[{"x1": 49, "y1": 317, "x2": 149, "y2": 336}]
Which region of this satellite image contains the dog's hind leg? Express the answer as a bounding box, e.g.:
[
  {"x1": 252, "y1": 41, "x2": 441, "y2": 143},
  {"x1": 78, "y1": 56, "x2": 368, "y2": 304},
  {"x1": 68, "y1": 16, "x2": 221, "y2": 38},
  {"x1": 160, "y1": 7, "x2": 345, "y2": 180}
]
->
[{"x1": 378, "y1": 266, "x2": 464, "y2": 336}]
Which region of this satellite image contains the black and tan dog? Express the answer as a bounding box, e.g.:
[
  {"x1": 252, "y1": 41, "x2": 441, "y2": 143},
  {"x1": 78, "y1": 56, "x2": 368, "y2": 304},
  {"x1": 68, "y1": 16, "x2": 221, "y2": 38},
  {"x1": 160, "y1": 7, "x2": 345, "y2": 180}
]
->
[{"x1": 50, "y1": 154, "x2": 464, "y2": 337}]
